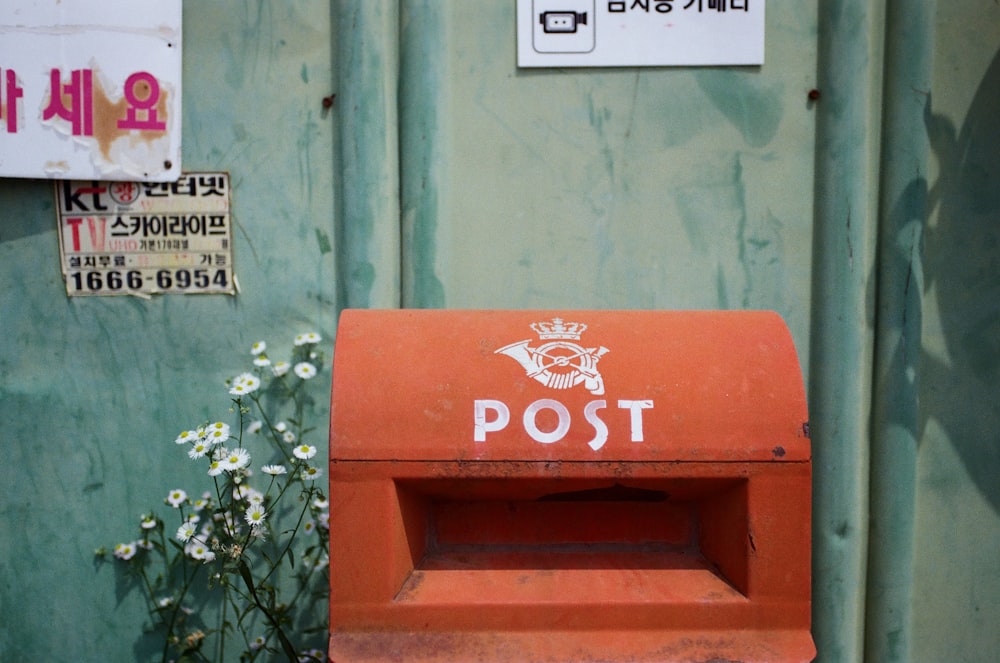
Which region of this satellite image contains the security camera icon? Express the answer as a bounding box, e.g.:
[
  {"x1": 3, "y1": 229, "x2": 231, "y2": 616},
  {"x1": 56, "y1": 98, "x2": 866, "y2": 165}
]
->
[
  {"x1": 533, "y1": 0, "x2": 595, "y2": 53},
  {"x1": 540, "y1": 11, "x2": 588, "y2": 33}
]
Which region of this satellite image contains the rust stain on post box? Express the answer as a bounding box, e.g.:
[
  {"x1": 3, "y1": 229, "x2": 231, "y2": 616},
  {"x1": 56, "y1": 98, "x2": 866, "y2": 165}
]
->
[{"x1": 329, "y1": 310, "x2": 815, "y2": 662}]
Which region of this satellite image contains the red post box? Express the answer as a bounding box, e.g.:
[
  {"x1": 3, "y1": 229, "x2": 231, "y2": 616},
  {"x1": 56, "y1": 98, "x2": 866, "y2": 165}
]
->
[{"x1": 329, "y1": 310, "x2": 814, "y2": 662}]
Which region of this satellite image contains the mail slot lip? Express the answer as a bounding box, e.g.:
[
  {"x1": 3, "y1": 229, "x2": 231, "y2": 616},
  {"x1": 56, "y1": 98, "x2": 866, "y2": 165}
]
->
[{"x1": 331, "y1": 309, "x2": 809, "y2": 463}]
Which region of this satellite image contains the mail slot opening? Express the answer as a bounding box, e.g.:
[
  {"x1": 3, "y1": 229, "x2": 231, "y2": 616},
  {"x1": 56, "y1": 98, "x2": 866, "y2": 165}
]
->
[{"x1": 392, "y1": 476, "x2": 750, "y2": 606}]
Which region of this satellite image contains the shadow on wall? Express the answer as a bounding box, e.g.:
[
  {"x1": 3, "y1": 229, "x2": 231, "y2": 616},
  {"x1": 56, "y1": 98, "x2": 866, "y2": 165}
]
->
[{"x1": 921, "y1": 46, "x2": 1000, "y2": 511}]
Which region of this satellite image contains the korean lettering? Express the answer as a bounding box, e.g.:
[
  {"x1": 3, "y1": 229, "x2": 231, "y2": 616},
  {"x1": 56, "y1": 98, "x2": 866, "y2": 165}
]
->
[
  {"x1": 142, "y1": 175, "x2": 228, "y2": 198},
  {"x1": 39, "y1": 69, "x2": 168, "y2": 137},
  {"x1": 42, "y1": 68, "x2": 93, "y2": 136},
  {"x1": 608, "y1": 1, "x2": 674, "y2": 12},
  {"x1": 1, "y1": 68, "x2": 24, "y2": 133},
  {"x1": 117, "y1": 72, "x2": 166, "y2": 131},
  {"x1": 683, "y1": 0, "x2": 748, "y2": 11},
  {"x1": 197, "y1": 175, "x2": 227, "y2": 196},
  {"x1": 110, "y1": 214, "x2": 228, "y2": 238}
]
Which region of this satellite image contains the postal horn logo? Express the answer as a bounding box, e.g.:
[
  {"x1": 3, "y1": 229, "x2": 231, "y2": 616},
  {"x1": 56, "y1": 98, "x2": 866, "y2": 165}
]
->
[{"x1": 496, "y1": 318, "x2": 609, "y2": 395}]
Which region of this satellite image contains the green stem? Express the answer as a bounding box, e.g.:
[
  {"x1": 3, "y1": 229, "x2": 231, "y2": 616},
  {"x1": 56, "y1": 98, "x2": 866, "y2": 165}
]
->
[{"x1": 238, "y1": 560, "x2": 299, "y2": 661}]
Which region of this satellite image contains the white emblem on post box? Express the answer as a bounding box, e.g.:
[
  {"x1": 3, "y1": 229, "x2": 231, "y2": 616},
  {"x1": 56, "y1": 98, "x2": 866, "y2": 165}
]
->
[{"x1": 496, "y1": 318, "x2": 609, "y2": 395}]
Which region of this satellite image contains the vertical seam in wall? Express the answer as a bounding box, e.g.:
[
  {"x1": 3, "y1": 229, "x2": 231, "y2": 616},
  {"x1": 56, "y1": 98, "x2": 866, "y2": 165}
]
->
[
  {"x1": 335, "y1": 1, "x2": 402, "y2": 310},
  {"x1": 399, "y1": 0, "x2": 447, "y2": 308},
  {"x1": 864, "y1": 0, "x2": 934, "y2": 661},
  {"x1": 809, "y1": 0, "x2": 887, "y2": 660}
]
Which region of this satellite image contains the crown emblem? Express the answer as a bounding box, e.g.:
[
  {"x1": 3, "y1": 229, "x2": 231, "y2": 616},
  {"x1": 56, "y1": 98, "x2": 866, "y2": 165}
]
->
[{"x1": 530, "y1": 318, "x2": 586, "y2": 341}]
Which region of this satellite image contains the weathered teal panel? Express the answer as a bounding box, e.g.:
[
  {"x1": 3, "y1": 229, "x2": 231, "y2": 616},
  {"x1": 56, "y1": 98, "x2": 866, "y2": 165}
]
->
[
  {"x1": 0, "y1": 2, "x2": 336, "y2": 661},
  {"x1": 398, "y1": 1, "x2": 818, "y2": 364},
  {"x1": 908, "y1": 2, "x2": 1000, "y2": 661}
]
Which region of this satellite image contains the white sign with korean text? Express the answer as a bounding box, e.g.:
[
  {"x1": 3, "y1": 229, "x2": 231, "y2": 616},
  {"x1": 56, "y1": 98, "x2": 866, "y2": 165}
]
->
[
  {"x1": 56, "y1": 173, "x2": 235, "y2": 297},
  {"x1": 0, "y1": 1, "x2": 181, "y2": 181},
  {"x1": 517, "y1": 0, "x2": 765, "y2": 67}
]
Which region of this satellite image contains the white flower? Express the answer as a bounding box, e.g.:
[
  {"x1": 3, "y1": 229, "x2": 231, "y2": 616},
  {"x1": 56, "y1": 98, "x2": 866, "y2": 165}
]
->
[
  {"x1": 113, "y1": 542, "x2": 138, "y2": 561},
  {"x1": 272, "y1": 361, "x2": 290, "y2": 377},
  {"x1": 176, "y1": 522, "x2": 196, "y2": 542},
  {"x1": 228, "y1": 372, "x2": 261, "y2": 396},
  {"x1": 247, "y1": 490, "x2": 265, "y2": 506},
  {"x1": 250, "y1": 340, "x2": 267, "y2": 355},
  {"x1": 207, "y1": 458, "x2": 225, "y2": 477},
  {"x1": 233, "y1": 484, "x2": 251, "y2": 501},
  {"x1": 253, "y1": 355, "x2": 271, "y2": 367},
  {"x1": 293, "y1": 444, "x2": 317, "y2": 460},
  {"x1": 274, "y1": 421, "x2": 288, "y2": 433},
  {"x1": 158, "y1": 597, "x2": 173, "y2": 608},
  {"x1": 188, "y1": 440, "x2": 211, "y2": 459},
  {"x1": 294, "y1": 332, "x2": 321, "y2": 346},
  {"x1": 193, "y1": 493, "x2": 212, "y2": 511},
  {"x1": 140, "y1": 514, "x2": 158, "y2": 530},
  {"x1": 244, "y1": 504, "x2": 267, "y2": 527},
  {"x1": 283, "y1": 430, "x2": 296, "y2": 444},
  {"x1": 301, "y1": 465, "x2": 322, "y2": 481},
  {"x1": 220, "y1": 448, "x2": 251, "y2": 471},
  {"x1": 166, "y1": 489, "x2": 188, "y2": 508},
  {"x1": 246, "y1": 420, "x2": 263, "y2": 434},
  {"x1": 175, "y1": 429, "x2": 200, "y2": 445},
  {"x1": 317, "y1": 511, "x2": 329, "y2": 530},
  {"x1": 250, "y1": 635, "x2": 266, "y2": 651},
  {"x1": 302, "y1": 519, "x2": 315, "y2": 535},
  {"x1": 313, "y1": 497, "x2": 329, "y2": 510},
  {"x1": 204, "y1": 422, "x2": 230, "y2": 445},
  {"x1": 294, "y1": 362, "x2": 317, "y2": 379},
  {"x1": 185, "y1": 538, "x2": 214, "y2": 561},
  {"x1": 261, "y1": 464, "x2": 287, "y2": 476}
]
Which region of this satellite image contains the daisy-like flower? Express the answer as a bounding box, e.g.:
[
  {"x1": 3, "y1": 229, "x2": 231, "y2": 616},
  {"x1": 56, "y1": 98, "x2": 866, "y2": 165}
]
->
[
  {"x1": 228, "y1": 372, "x2": 261, "y2": 396},
  {"x1": 272, "y1": 361, "x2": 290, "y2": 377},
  {"x1": 302, "y1": 519, "x2": 316, "y2": 535},
  {"x1": 187, "y1": 439, "x2": 211, "y2": 459},
  {"x1": 140, "y1": 514, "x2": 158, "y2": 530},
  {"x1": 294, "y1": 332, "x2": 322, "y2": 346},
  {"x1": 166, "y1": 489, "x2": 188, "y2": 508},
  {"x1": 113, "y1": 542, "x2": 138, "y2": 561},
  {"x1": 250, "y1": 340, "x2": 267, "y2": 355},
  {"x1": 193, "y1": 493, "x2": 211, "y2": 512},
  {"x1": 204, "y1": 422, "x2": 230, "y2": 445},
  {"x1": 207, "y1": 458, "x2": 225, "y2": 477},
  {"x1": 313, "y1": 497, "x2": 329, "y2": 510},
  {"x1": 175, "y1": 429, "x2": 201, "y2": 445},
  {"x1": 283, "y1": 430, "x2": 296, "y2": 444},
  {"x1": 261, "y1": 464, "x2": 287, "y2": 476},
  {"x1": 158, "y1": 597, "x2": 174, "y2": 608},
  {"x1": 176, "y1": 522, "x2": 197, "y2": 542},
  {"x1": 233, "y1": 484, "x2": 251, "y2": 501},
  {"x1": 253, "y1": 355, "x2": 271, "y2": 367},
  {"x1": 301, "y1": 465, "x2": 323, "y2": 481},
  {"x1": 220, "y1": 448, "x2": 251, "y2": 471},
  {"x1": 294, "y1": 362, "x2": 317, "y2": 379},
  {"x1": 317, "y1": 511, "x2": 330, "y2": 530},
  {"x1": 293, "y1": 444, "x2": 317, "y2": 460},
  {"x1": 246, "y1": 420, "x2": 263, "y2": 434},
  {"x1": 250, "y1": 635, "x2": 266, "y2": 651},
  {"x1": 185, "y1": 538, "x2": 214, "y2": 562},
  {"x1": 244, "y1": 504, "x2": 267, "y2": 528}
]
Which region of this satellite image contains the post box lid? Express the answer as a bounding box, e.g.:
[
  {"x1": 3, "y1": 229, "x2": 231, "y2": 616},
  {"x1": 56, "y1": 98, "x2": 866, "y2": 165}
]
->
[{"x1": 330, "y1": 309, "x2": 809, "y2": 463}]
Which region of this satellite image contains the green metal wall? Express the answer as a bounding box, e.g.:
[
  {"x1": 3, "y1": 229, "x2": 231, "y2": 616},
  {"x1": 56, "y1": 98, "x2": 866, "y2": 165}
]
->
[{"x1": 1, "y1": 1, "x2": 998, "y2": 661}]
